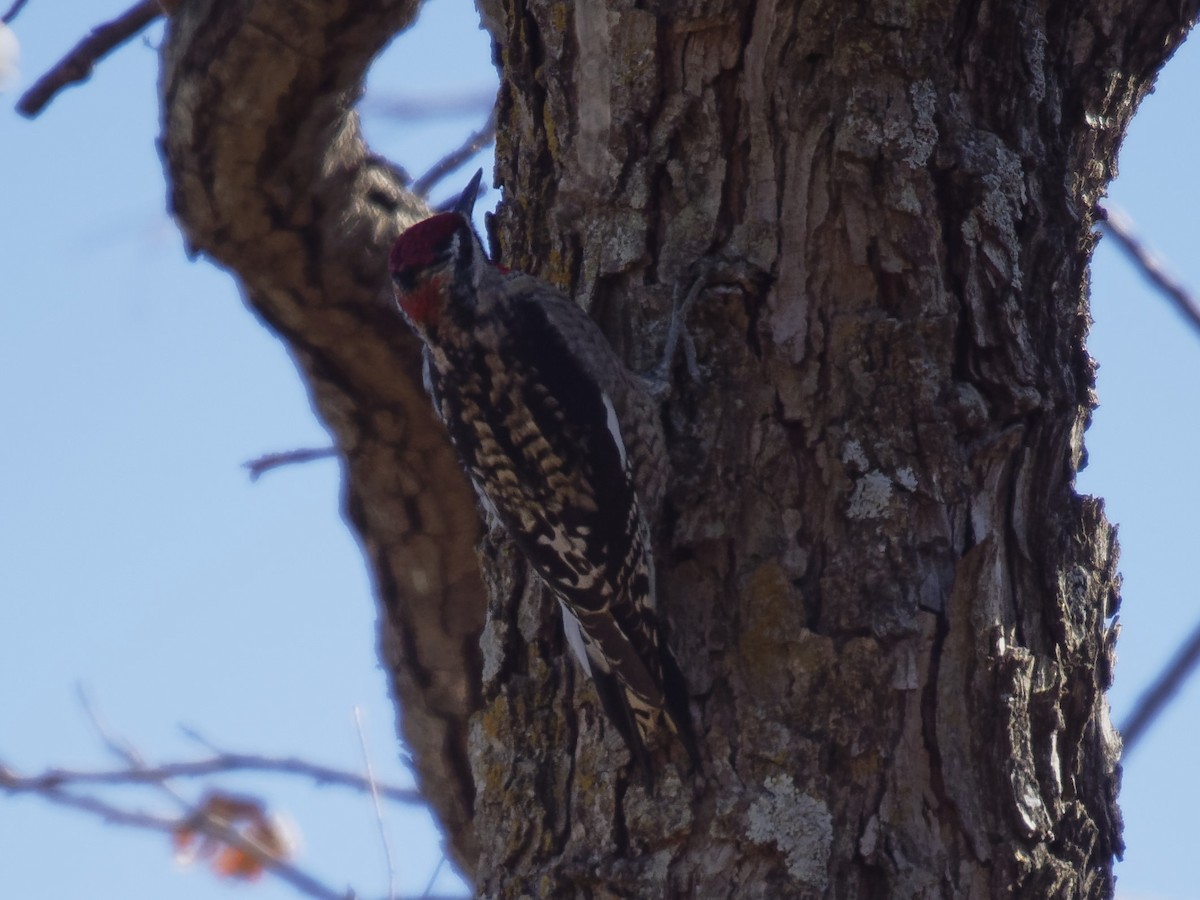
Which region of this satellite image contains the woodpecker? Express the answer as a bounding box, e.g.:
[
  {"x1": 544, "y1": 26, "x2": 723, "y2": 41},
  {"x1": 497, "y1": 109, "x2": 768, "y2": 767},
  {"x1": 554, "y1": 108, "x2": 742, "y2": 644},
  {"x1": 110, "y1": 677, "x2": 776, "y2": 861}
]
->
[{"x1": 388, "y1": 171, "x2": 697, "y2": 784}]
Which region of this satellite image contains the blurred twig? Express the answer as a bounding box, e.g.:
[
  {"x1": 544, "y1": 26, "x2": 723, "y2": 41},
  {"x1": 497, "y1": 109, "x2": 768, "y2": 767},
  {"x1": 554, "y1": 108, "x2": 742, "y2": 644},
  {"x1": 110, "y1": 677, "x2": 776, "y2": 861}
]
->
[
  {"x1": 363, "y1": 90, "x2": 496, "y2": 121},
  {"x1": 0, "y1": 770, "x2": 352, "y2": 900},
  {"x1": 3, "y1": 750, "x2": 425, "y2": 805},
  {"x1": 17, "y1": 0, "x2": 162, "y2": 117},
  {"x1": 245, "y1": 446, "x2": 339, "y2": 481},
  {"x1": 1, "y1": 699, "x2": 456, "y2": 900},
  {"x1": 1098, "y1": 203, "x2": 1200, "y2": 336},
  {"x1": 356, "y1": 707, "x2": 398, "y2": 900},
  {"x1": 412, "y1": 108, "x2": 497, "y2": 198},
  {"x1": 79, "y1": 686, "x2": 197, "y2": 814},
  {"x1": 1097, "y1": 205, "x2": 1200, "y2": 755},
  {"x1": 1120, "y1": 618, "x2": 1200, "y2": 755},
  {"x1": 80, "y1": 685, "x2": 146, "y2": 765},
  {"x1": 420, "y1": 856, "x2": 448, "y2": 899},
  {"x1": 2, "y1": 0, "x2": 29, "y2": 24}
]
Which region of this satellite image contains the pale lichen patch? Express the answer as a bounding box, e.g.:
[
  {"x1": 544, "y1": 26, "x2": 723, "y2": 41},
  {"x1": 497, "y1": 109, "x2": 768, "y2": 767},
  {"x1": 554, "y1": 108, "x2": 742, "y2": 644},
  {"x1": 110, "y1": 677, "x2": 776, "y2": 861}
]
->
[
  {"x1": 746, "y1": 774, "x2": 832, "y2": 886},
  {"x1": 841, "y1": 439, "x2": 869, "y2": 471},
  {"x1": 847, "y1": 471, "x2": 894, "y2": 519},
  {"x1": 894, "y1": 466, "x2": 918, "y2": 491}
]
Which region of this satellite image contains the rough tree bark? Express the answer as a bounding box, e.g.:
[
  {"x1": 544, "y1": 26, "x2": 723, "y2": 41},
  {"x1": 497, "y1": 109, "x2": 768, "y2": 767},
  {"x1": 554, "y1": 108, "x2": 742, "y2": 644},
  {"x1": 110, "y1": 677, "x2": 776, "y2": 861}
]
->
[{"x1": 159, "y1": 0, "x2": 1195, "y2": 896}]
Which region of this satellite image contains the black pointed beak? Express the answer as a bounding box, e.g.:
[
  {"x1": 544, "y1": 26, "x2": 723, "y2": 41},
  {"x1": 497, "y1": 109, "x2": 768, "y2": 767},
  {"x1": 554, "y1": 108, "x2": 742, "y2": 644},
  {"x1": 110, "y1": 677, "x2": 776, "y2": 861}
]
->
[{"x1": 454, "y1": 168, "x2": 485, "y2": 219}]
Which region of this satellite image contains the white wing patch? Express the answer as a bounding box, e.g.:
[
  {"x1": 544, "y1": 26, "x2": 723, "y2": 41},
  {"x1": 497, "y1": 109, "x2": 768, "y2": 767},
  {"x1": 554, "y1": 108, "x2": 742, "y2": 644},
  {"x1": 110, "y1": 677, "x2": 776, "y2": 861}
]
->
[
  {"x1": 421, "y1": 351, "x2": 435, "y2": 398},
  {"x1": 559, "y1": 601, "x2": 593, "y2": 676},
  {"x1": 602, "y1": 391, "x2": 628, "y2": 468}
]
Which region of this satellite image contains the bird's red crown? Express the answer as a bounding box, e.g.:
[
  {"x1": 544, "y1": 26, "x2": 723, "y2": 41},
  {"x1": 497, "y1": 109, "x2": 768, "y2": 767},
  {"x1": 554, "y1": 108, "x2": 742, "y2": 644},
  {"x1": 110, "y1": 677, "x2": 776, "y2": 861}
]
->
[{"x1": 389, "y1": 213, "x2": 465, "y2": 276}]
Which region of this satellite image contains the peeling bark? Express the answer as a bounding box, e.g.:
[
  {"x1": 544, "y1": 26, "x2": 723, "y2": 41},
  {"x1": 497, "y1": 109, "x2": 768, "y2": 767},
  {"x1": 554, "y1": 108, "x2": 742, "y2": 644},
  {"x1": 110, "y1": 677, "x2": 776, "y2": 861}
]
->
[{"x1": 159, "y1": 0, "x2": 1196, "y2": 895}]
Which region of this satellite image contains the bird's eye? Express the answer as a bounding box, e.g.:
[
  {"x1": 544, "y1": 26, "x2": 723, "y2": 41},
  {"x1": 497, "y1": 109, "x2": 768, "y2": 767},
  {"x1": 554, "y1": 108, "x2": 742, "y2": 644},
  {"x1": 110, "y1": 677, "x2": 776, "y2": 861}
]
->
[{"x1": 392, "y1": 267, "x2": 416, "y2": 290}]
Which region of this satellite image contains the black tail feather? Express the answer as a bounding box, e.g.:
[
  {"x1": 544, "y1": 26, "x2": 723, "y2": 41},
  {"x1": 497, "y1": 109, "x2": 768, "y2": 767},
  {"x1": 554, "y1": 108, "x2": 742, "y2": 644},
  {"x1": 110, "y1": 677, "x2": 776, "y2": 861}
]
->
[
  {"x1": 660, "y1": 644, "x2": 701, "y2": 773},
  {"x1": 589, "y1": 667, "x2": 656, "y2": 790}
]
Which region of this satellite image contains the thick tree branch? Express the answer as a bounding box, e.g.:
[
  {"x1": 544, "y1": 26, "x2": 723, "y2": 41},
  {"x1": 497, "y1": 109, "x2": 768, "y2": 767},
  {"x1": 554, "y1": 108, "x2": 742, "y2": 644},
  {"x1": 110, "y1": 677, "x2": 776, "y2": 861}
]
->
[{"x1": 158, "y1": 0, "x2": 487, "y2": 874}]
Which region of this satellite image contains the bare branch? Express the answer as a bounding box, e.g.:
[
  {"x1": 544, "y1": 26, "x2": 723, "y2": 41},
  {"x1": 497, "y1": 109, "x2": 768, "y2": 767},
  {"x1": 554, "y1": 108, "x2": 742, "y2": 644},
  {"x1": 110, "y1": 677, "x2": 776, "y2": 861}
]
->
[
  {"x1": 2, "y1": 694, "x2": 466, "y2": 896},
  {"x1": 2, "y1": 752, "x2": 424, "y2": 805},
  {"x1": 356, "y1": 707, "x2": 398, "y2": 900},
  {"x1": 78, "y1": 685, "x2": 146, "y2": 768},
  {"x1": 420, "y1": 856, "x2": 448, "y2": 899},
  {"x1": 0, "y1": 766, "x2": 176, "y2": 829},
  {"x1": 2, "y1": 0, "x2": 29, "y2": 25},
  {"x1": 2, "y1": 729, "x2": 461, "y2": 900},
  {"x1": 1098, "y1": 204, "x2": 1200, "y2": 338},
  {"x1": 1120, "y1": 618, "x2": 1200, "y2": 755},
  {"x1": 0, "y1": 768, "x2": 355, "y2": 900},
  {"x1": 16, "y1": 0, "x2": 162, "y2": 118},
  {"x1": 187, "y1": 811, "x2": 351, "y2": 900},
  {"x1": 1095, "y1": 216, "x2": 1200, "y2": 752},
  {"x1": 178, "y1": 723, "x2": 222, "y2": 753},
  {"x1": 244, "y1": 446, "x2": 339, "y2": 481},
  {"x1": 412, "y1": 109, "x2": 497, "y2": 199},
  {"x1": 176, "y1": 720, "x2": 419, "y2": 805},
  {"x1": 362, "y1": 90, "x2": 496, "y2": 121}
]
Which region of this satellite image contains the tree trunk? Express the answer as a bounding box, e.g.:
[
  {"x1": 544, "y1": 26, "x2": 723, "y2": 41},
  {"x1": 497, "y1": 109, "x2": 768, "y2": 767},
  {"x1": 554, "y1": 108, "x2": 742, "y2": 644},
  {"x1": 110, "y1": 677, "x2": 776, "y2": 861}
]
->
[{"x1": 159, "y1": 0, "x2": 1195, "y2": 895}]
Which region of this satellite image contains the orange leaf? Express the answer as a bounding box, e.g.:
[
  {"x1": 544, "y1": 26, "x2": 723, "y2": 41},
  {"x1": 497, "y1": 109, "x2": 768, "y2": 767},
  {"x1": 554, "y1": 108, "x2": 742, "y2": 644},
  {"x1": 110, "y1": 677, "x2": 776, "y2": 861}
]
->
[{"x1": 213, "y1": 844, "x2": 265, "y2": 880}]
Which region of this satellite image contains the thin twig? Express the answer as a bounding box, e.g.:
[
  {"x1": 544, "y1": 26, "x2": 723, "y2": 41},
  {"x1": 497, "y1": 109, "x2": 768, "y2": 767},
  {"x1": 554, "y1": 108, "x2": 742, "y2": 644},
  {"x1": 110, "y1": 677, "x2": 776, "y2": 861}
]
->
[
  {"x1": 0, "y1": 771, "x2": 356, "y2": 900},
  {"x1": 1098, "y1": 203, "x2": 1200, "y2": 337},
  {"x1": 244, "y1": 446, "x2": 339, "y2": 481},
  {"x1": 5, "y1": 752, "x2": 424, "y2": 805},
  {"x1": 412, "y1": 109, "x2": 497, "y2": 199},
  {"x1": 180, "y1": 725, "x2": 420, "y2": 804},
  {"x1": 420, "y1": 855, "x2": 447, "y2": 899},
  {"x1": 0, "y1": 771, "x2": 176, "y2": 830},
  {"x1": 1094, "y1": 216, "x2": 1200, "y2": 751},
  {"x1": 1120, "y1": 618, "x2": 1200, "y2": 755},
  {"x1": 178, "y1": 723, "x2": 224, "y2": 754},
  {"x1": 78, "y1": 685, "x2": 145, "y2": 767},
  {"x1": 6, "y1": 699, "x2": 464, "y2": 897},
  {"x1": 78, "y1": 686, "x2": 199, "y2": 819},
  {"x1": 362, "y1": 90, "x2": 496, "y2": 121},
  {"x1": 185, "y1": 805, "x2": 354, "y2": 900},
  {"x1": 2, "y1": 0, "x2": 29, "y2": 24},
  {"x1": 81, "y1": 697, "x2": 422, "y2": 802},
  {"x1": 1, "y1": 763, "x2": 463, "y2": 900},
  {"x1": 355, "y1": 707, "x2": 398, "y2": 900},
  {"x1": 16, "y1": 0, "x2": 162, "y2": 117}
]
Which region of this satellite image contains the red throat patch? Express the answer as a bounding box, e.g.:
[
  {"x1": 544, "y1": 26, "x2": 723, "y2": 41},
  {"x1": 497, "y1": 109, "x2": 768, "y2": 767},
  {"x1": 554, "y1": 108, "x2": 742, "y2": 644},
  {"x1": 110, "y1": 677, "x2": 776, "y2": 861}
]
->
[
  {"x1": 390, "y1": 213, "x2": 466, "y2": 329},
  {"x1": 397, "y1": 279, "x2": 442, "y2": 327}
]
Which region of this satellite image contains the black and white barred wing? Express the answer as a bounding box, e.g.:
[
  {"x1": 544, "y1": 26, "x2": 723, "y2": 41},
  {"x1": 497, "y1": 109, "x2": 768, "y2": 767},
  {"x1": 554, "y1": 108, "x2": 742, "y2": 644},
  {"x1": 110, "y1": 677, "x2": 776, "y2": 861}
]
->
[
  {"x1": 499, "y1": 297, "x2": 668, "y2": 713},
  {"x1": 427, "y1": 279, "x2": 695, "y2": 776}
]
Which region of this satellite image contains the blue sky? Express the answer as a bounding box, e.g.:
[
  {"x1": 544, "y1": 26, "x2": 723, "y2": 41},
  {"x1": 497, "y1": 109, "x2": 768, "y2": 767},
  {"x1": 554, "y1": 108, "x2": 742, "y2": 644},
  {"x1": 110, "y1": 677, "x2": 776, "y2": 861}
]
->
[{"x1": 1, "y1": 4, "x2": 1197, "y2": 898}]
